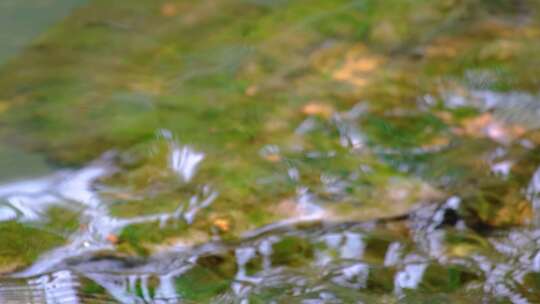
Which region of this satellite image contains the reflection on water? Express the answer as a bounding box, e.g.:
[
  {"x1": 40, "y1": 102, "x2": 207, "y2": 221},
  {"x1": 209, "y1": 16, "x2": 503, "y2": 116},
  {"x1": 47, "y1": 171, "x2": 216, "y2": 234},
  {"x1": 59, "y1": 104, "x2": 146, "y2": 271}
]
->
[
  {"x1": 2, "y1": 120, "x2": 540, "y2": 302},
  {"x1": 2, "y1": 0, "x2": 540, "y2": 303},
  {"x1": 0, "y1": 138, "x2": 216, "y2": 280},
  {"x1": 0, "y1": 271, "x2": 80, "y2": 304},
  {"x1": 3, "y1": 92, "x2": 540, "y2": 302},
  {"x1": 5, "y1": 197, "x2": 540, "y2": 303}
]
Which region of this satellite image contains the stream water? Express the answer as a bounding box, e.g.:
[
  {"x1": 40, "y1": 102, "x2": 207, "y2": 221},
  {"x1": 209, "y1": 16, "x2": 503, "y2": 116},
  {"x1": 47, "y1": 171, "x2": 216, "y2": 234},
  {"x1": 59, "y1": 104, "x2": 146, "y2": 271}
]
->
[{"x1": 2, "y1": 0, "x2": 540, "y2": 303}]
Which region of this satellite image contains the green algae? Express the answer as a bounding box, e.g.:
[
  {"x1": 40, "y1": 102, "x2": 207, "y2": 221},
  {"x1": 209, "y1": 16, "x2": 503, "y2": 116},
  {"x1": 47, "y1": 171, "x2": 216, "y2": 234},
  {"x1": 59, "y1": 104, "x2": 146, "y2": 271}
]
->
[
  {"x1": 418, "y1": 264, "x2": 481, "y2": 293},
  {"x1": 174, "y1": 253, "x2": 237, "y2": 303},
  {"x1": 270, "y1": 236, "x2": 313, "y2": 267},
  {"x1": 43, "y1": 206, "x2": 81, "y2": 236},
  {"x1": 1, "y1": 1, "x2": 540, "y2": 301},
  {"x1": 0, "y1": 204, "x2": 78, "y2": 272},
  {"x1": 118, "y1": 221, "x2": 189, "y2": 256},
  {"x1": 2, "y1": 0, "x2": 535, "y2": 164},
  {"x1": 0, "y1": 221, "x2": 64, "y2": 274}
]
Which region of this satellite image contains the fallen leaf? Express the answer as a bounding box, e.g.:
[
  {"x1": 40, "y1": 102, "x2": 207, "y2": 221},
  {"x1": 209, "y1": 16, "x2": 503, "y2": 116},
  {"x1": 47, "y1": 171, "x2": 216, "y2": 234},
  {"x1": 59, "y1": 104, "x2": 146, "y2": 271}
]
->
[
  {"x1": 264, "y1": 154, "x2": 281, "y2": 163},
  {"x1": 245, "y1": 85, "x2": 258, "y2": 96},
  {"x1": 212, "y1": 218, "x2": 230, "y2": 232},
  {"x1": 490, "y1": 200, "x2": 532, "y2": 227},
  {"x1": 106, "y1": 234, "x2": 119, "y2": 244},
  {"x1": 161, "y1": 3, "x2": 178, "y2": 17},
  {"x1": 332, "y1": 50, "x2": 383, "y2": 87},
  {"x1": 302, "y1": 102, "x2": 334, "y2": 118}
]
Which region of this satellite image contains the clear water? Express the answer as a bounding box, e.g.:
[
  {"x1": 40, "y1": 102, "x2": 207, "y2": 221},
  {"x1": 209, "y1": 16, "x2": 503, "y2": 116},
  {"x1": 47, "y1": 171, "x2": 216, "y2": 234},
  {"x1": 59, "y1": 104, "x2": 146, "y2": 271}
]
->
[{"x1": 1, "y1": 1, "x2": 540, "y2": 303}]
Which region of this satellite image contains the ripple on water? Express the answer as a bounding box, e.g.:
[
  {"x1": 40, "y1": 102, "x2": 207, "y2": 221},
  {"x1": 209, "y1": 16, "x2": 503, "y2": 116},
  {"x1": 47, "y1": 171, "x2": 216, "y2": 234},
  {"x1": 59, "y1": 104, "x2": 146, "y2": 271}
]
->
[{"x1": 4, "y1": 93, "x2": 540, "y2": 302}]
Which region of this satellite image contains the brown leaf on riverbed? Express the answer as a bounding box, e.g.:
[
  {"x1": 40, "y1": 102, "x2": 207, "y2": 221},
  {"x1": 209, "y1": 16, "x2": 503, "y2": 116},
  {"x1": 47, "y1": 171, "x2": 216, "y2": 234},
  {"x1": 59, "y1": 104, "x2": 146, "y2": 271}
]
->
[
  {"x1": 264, "y1": 154, "x2": 281, "y2": 163},
  {"x1": 245, "y1": 85, "x2": 258, "y2": 97},
  {"x1": 332, "y1": 46, "x2": 383, "y2": 87},
  {"x1": 301, "y1": 102, "x2": 334, "y2": 119},
  {"x1": 161, "y1": 3, "x2": 178, "y2": 17},
  {"x1": 489, "y1": 200, "x2": 532, "y2": 227},
  {"x1": 106, "y1": 234, "x2": 119, "y2": 244},
  {"x1": 212, "y1": 218, "x2": 231, "y2": 232}
]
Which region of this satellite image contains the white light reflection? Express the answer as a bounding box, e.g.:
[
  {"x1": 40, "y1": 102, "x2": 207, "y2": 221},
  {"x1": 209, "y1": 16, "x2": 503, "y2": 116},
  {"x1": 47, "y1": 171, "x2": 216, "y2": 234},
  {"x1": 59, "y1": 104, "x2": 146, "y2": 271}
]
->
[{"x1": 169, "y1": 144, "x2": 204, "y2": 182}]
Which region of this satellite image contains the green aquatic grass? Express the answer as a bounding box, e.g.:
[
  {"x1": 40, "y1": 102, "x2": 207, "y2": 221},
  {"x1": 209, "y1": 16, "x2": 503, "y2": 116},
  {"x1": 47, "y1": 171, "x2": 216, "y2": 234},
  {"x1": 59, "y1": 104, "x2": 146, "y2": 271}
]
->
[
  {"x1": 0, "y1": 221, "x2": 64, "y2": 273},
  {"x1": 44, "y1": 206, "x2": 81, "y2": 235},
  {"x1": 1, "y1": 0, "x2": 540, "y2": 275},
  {"x1": 174, "y1": 253, "x2": 237, "y2": 303}
]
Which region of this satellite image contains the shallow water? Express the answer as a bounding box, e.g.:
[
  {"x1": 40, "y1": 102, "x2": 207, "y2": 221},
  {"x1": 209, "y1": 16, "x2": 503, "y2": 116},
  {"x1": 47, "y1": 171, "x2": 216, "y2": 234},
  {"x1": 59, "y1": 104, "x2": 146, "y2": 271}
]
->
[
  {"x1": 0, "y1": 0, "x2": 86, "y2": 66},
  {"x1": 2, "y1": 0, "x2": 540, "y2": 303}
]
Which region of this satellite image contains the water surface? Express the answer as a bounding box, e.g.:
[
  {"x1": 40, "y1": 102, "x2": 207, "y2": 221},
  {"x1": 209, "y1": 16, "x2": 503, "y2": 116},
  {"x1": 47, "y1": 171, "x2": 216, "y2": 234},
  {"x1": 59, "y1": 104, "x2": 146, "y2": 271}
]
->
[{"x1": 1, "y1": 1, "x2": 540, "y2": 303}]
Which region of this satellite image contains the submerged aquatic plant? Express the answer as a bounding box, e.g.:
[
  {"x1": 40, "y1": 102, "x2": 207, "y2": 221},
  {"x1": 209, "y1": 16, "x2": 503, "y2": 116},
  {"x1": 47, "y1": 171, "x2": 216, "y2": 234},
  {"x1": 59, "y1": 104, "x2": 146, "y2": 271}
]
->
[{"x1": 2, "y1": 0, "x2": 540, "y2": 302}]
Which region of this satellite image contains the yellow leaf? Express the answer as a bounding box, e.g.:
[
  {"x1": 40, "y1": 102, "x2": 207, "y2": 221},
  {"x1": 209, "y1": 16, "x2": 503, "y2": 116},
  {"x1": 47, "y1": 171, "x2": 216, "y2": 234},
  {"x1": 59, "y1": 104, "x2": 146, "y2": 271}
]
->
[
  {"x1": 301, "y1": 102, "x2": 334, "y2": 119},
  {"x1": 332, "y1": 47, "x2": 383, "y2": 87},
  {"x1": 161, "y1": 3, "x2": 178, "y2": 17},
  {"x1": 212, "y1": 218, "x2": 230, "y2": 232}
]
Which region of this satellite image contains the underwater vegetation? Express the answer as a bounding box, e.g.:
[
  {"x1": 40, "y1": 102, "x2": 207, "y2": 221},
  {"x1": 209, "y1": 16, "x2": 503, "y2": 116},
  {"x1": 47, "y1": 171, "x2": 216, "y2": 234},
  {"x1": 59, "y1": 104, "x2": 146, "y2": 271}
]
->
[{"x1": 2, "y1": 0, "x2": 540, "y2": 302}]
